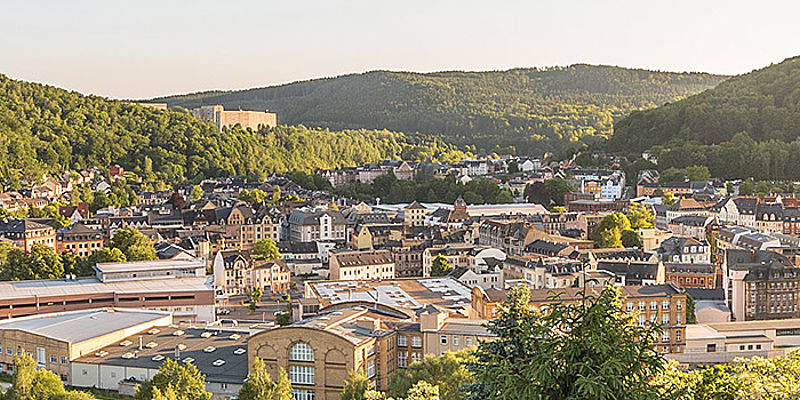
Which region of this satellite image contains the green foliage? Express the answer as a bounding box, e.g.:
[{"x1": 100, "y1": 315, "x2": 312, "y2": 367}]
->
[
  {"x1": 388, "y1": 350, "x2": 474, "y2": 400},
  {"x1": 253, "y1": 239, "x2": 281, "y2": 261},
  {"x1": 627, "y1": 204, "x2": 655, "y2": 230},
  {"x1": 158, "y1": 65, "x2": 723, "y2": 154},
  {"x1": 430, "y1": 255, "x2": 452, "y2": 277},
  {"x1": 249, "y1": 287, "x2": 263, "y2": 313},
  {"x1": 611, "y1": 57, "x2": 800, "y2": 154},
  {"x1": 110, "y1": 228, "x2": 156, "y2": 261},
  {"x1": 4, "y1": 353, "x2": 90, "y2": 400},
  {"x1": 469, "y1": 285, "x2": 665, "y2": 400},
  {"x1": 660, "y1": 167, "x2": 686, "y2": 183},
  {"x1": 685, "y1": 165, "x2": 711, "y2": 181},
  {"x1": 134, "y1": 358, "x2": 211, "y2": 400},
  {"x1": 334, "y1": 175, "x2": 508, "y2": 205},
  {"x1": 0, "y1": 74, "x2": 466, "y2": 188},
  {"x1": 739, "y1": 178, "x2": 755, "y2": 196},
  {"x1": 190, "y1": 185, "x2": 204, "y2": 202},
  {"x1": 342, "y1": 372, "x2": 371, "y2": 400},
  {"x1": 238, "y1": 358, "x2": 293, "y2": 400},
  {"x1": 524, "y1": 178, "x2": 573, "y2": 207},
  {"x1": 239, "y1": 189, "x2": 267, "y2": 207},
  {"x1": 591, "y1": 213, "x2": 632, "y2": 248},
  {"x1": 686, "y1": 295, "x2": 697, "y2": 324},
  {"x1": 663, "y1": 192, "x2": 678, "y2": 206},
  {"x1": 621, "y1": 229, "x2": 643, "y2": 248},
  {"x1": 0, "y1": 245, "x2": 64, "y2": 280},
  {"x1": 404, "y1": 381, "x2": 440, "y2": 400}
]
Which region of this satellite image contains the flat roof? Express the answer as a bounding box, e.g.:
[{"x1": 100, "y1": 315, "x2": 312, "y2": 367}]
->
[
  {"x1": 0, "y1": 308, "x2": 169, "y2": 344},
  {"x1": 72, "y1": 326, "x2": 248, "y2": 384},
  {"x1": 707, "y1": 318, "x2": 800, "y2": 332},
  {"x1": 307, "y1": 277, "x2": 473, "y2": 313},
  {"x1": 95, "y1": 259, "x2": 204, "y2": 273},
  {"x1": 0, "y1": 276, "x2": 213, "y2": 301}
]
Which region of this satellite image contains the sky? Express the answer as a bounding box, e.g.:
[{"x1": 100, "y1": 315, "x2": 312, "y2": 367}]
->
[{"x1": 2, "y1": 0, "x2": 799, "y2": 99}]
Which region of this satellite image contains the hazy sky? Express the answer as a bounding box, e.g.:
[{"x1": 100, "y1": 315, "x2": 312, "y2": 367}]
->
[{"x1": 2, "y1": 0, "x2": 799, "y2": 99}]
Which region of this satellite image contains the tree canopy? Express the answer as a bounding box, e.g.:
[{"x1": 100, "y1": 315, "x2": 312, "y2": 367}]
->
[
  {"x1": 134, "y1": 358, "x2": 211, "y2": 400},
  {"x1": 110, "y1": 228, "x2": 157, "y2": 261}
]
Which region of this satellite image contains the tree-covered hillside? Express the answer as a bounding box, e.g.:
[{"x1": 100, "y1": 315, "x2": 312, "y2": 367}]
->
[
  {"x1": 610, "y1": 56, "x2": 800, "y2": 152},
  {"x1": 0, "y1": 74, "x2": 467, "y2": 188},
  {"x1": 154, "y1": 65, "x2": 725, "y2": 154}
]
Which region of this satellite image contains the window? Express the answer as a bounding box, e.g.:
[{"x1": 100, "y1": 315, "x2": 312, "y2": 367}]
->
[
  {"x1": 398, "y1": 351, "x2": 408, "y2": 368},
  {"x1": 626, "y1": 302, "x2": 633, "y2": 311},
  {"x1": 638, "y1": 301, "x2": 646, "y2": 311},
  {"x1": 60, "y1": 357, "x2": 67, "y2": 365},
  {"x1": 440, "y1": 336, "x2": 448, "y2": 345},
  {"x1": 289, "y1": 365, "x2": 315, "y2": 385},
  {"x1": 465, "y1": 337, "x2": 473, "y2": 346},
  {"x1": 638, "y1": 315, "x2": 646, "y2": 327},
  {"x1": 50, "y1": 355, "x2": 57, "y2": 364},
  {"x1": 650, "y1": 301, "x2": 657, "y2": 311},
  {"x1": 676, "y1": 314, "x2": 681, "y2": 325},
  {"x1": 740, "y1": 345, "x2": 745, "y2": 351},
  {"x1": 662, "y1": 331, "x2": 670, "y2": 343},
  {"x1": 411, "y1": 352, "x2": 421, "y2": 362},
  {"x1": 398, "y1": 335, "x2": 408, "y2": 347},
  {"x1": 6, "y1": 348, "x2": 11, "y2": 356},
  {"x1": 707, "y1": 344, "x2": 716, "y2": 353},
  {"x1": 411, "y1": 336, "x2": 422, "y2": 348},
  {"x1": 367, "y1": 360, "x2": 375, "y2": 378},
  {"x1": 662, "y1": 314, "x2": 670, "y2": 325},
  {"x1": 662, "y1": 300, "x2": 670, "y2": 310},
  {"x1": 291, "y1": 390, "x2": 315, "y2": 400},
  {"x1": 676, "y1": 330, "x2": 682, "y2": 342},
  {"x1": 453, "y1": 336, "x2": 460, "y2": 347},
  {"x1": 290, "y1": 342, "x2": 314, "y2": 362}
]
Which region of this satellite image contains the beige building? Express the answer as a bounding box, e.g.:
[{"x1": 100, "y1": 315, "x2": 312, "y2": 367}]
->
[
  {"x1": 0, "y1": 308, "x2": 171, "y2": 381},
  {"x1": 192, "y1": 105, "x2": 276, "y2": 131},
  {"x1": 329, "y1": 249, "x2": 395, "y2": 281},
  {"x1": 403, "y1": 201, "x2": 426, "y2": 228}
]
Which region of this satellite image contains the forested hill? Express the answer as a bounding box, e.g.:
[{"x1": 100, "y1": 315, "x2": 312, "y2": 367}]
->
[
  {"x1": 610, "y1": 56, "x2": 800, "y2": 181},
  {"x1": 610, "y1": 56, "x2": 800, "y2": 152},
  {"x1": 153, "y1": 65, "x2": 726, "y2": 154},
  {"x1": 0, "y1": 74, "x2": 467, "y2": 188}
]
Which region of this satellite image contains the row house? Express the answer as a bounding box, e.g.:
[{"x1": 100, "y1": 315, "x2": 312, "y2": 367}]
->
[{"x1": 212, "y1": 250, "x2": 290, "y2": 297}]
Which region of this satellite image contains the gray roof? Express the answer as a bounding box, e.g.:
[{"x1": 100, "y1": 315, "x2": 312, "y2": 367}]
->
[
  {"x1": 72, "y1": 326, "x2": 248, "y2": 384},
  {"x1": 0, "y1": 308, "x2": 169, "y2": 344}
]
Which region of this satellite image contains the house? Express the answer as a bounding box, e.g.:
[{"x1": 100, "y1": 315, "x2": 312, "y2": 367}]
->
[
  {"x1": 58, "y1": 203, "x2": 89, "y2": 223},
  {"x1": 287, "y1": 208, "x2": 347, "y2": 242},
  {"x1": 657, "y1": 237, "x2": 711, "y2": 264},
  {"x1": 56, "y1": 223, "x2": 103, "y2": 257}
]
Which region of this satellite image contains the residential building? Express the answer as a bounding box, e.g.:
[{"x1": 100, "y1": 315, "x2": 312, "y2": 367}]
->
[
  {"x1": 56, "y1": 223, "x2": 103, "y2": 257},
  {"x1": 657, "y1": 237, "x2": 711, "y2": 264},
  {"x1": 0, "y1": 219, "x2": 56, "y2": 251},
  {"x1": 288, "y1": 208, "x2": 346, "y2": 242},
  {"x1": 329, "y1": 249, "x2": 395, "y2": 281},
  {"x1": 664, "y1": 263, "x2": 716, "y2": 289}
]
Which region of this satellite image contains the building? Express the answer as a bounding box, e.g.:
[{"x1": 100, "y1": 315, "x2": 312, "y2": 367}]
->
[
  {"x1": 726, "y1": 249, "x2": 800, "y2": 321},
  {"x1": 192, "y1": 105, "x2": 277, "y2": 131},
  {"x1": 288, "y1": 208, "x2": 347, "y2": 242},
  {"x1": 386, "y1": 240, "x2": 427, "y2": 278},
  {"x1": 472, "y1": 284, "x2": 687, "y2": 353},
  {"x1": 664, "y1": 263, "x2": 716, "y2": 289},
  {"x1": 329, "y1": 249, "x2": 395, "y2": 281},
  {"x1": 252, "y1": 259, "x2": 291, "y2": 295},
  {"x1": 668, "y1": 215, "x2": 714, "y2": 241},
  {"x1": 403, "y1": 201, "x2": 426, "y2": 228},
  {"x1": 657, "y1": 237, "x2": 711, "y2": 264},
  {"x1": 71, "y1": 325, "x2": 248, "y2": 400},
  {"x1": 56, "y1": 223, "x2": 103, "y2": 257},
  {"x1": 0, "y1": 273, "x2": 214, "y2": 322},
  {"x1": 212, "y1": 251, "x2": 290, "y2": 296},
  {"x1": 0, "y1": 218, "x2": 56, "y2": 251},
  {"x1": 0, "y1": 308, "x2": 171, "y2": 382},
  {"x1": 94, "y1": 259, "x2": 206, "y2": 282}
]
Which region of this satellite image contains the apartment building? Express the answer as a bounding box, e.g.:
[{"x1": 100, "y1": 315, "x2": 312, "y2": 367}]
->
[
  {"x1": 288, "y1": 208, "x2": 347, "y2": 242},
  {"x1": 0, "y1": 218, "x2": 56, "y2": 251},
  {"x1": 56, "y1": 223, "x2": 103, "y2": 257},
  {"x1": 329, "y1": 249, "x2": 395, "y2": 281}
]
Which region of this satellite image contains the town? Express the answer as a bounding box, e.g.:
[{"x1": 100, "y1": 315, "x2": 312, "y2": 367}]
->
[{"x1": 0, "y1": 147, "x2": 798, "y2": 399}]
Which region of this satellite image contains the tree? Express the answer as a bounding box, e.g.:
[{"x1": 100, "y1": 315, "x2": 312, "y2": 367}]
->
[
  {"x1": 111, "y1": 228, "x2": 156, "y2": 261},
  {"x1": 240, "y1": 189, "x2": 267, "y2": 207},
  {"x1": 389, "y1": 350, "x2": 474, "y2": 400},
  {"x1": 405, "y1": 381, "x2": 440, "y2": 400},
  {"x1": 662, "y1": 192, "x2": 678, "y2": 206},
  {"x1": 739, "y1": 178, "x2": 755, "y2": 196},
  {"x1": 621, "y1": 229, "x2": 642, "y2": 248},
  {"x1": 507, "y1": 162, "x2": 519, "y2": 174},
  {"x1": 5, "y1": 353, "x2": 91, "y2": 400},
  {"x1": 469, "y1": 285, "x2": 665, "y2": 400},
  {"x1": 627, "y1": 204, "x2": 654, "y2": 230},
  {"x1": 342, "y1": 372, "x2": 371, "y2": 400},
  {"x1": 238, "y1": 358, "x2": 293, "y2": 400},
  {"x1": 544, "y1": 178, "x2": 573, "y2": 206},
  {"x1": 190, "y1": 185, "x2": 204, "y2": 202},
  {"x1": 524, "y1": 182, "x2": 549, "y2": 205},
  {"x1": 686, "y1": 295, "x2": 697, "y2": 324},
  {"x1": 430, "y1": 255, "x2": 452, "y2": 277},
  {"x1": 253, "y1": 238, "x2": 281, "y2": 261},
  {"x1": 249, "y1": 287, "x2": 263, "y2": 313},
  {"x1": 89, "y1": 191, "x2": 112, "y2": 213},
  {"x1": 685, "y1": 165, "x2": 711, "y2": 181},
  {"x1": 659, "y1": 167, "x2": 685, "y2": 183},
  {"x1": 495, "y1": 189, "x2": 514, "y2": 204},
  {"x1": 135, "y1": 358, "x2": 211, "y2": 400},
  {"x1": 272, "y1": 186, "x2": 281, "y2": 205},
  {"x1": 552, "y1": 206, "x2": 567, "y2": 213},
  {"x1": 167, "y1": 192, "x2": 186, "y2": 210},
  {"x1": 1, "y1": 245, "x2": 64, "y2": 281},
  {"x1": 590, "y1": 213, "x2": 631, "y2": 248}
]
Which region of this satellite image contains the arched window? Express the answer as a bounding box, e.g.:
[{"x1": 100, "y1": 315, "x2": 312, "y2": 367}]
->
[{"x1": 290, "y1": 342, "x2": 314, "y2": 362}]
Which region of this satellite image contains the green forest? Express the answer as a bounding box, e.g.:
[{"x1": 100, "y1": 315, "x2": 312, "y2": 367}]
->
[
  {"x1": 154, "y1": 65, "x2": 725, "y2": 155},
  {"x1": 0, "y1": 74, "x2": 467, "y2": 189},
  {"x1": 610, "y1": 56, "x2": 800, "y2": 155}
]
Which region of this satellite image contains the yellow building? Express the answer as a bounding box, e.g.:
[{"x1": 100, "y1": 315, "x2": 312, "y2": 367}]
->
[{"x1": 329, "y1": 249, "x2": 395, "y2": 281}]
